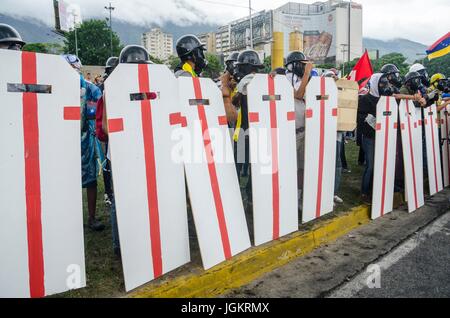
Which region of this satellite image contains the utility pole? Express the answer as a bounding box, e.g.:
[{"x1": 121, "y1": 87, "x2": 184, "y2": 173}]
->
[
  {"x1": 71, "y1": 10, "x2": 79, "y2": 56},
  {"x1": 341, "y1": 44, "x2": 349, "y2": 76},
  {"x1": 105, "y1": 3, "x2": 115, "y2": 56},
  {"x1": 348, "y1": 0, "x2": 351, "y2": 63},
  {"x1": 249, "y1": 0, "x2": 253, "y2": 49}
]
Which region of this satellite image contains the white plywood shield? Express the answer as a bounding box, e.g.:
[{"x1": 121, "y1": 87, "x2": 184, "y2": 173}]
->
[
  {"x1": 302, "y1": 77, "x2": 338, "y2": 223},
  {"x1": 371, "y1": 97, "x2": 398, "y2": 220},
  {"x1": 424, "y1": 104, "x2": 444, "y2": 195},
  {"x1": 440, "y1": 105, "x2": 450, "y2": 187},
  {"x1": 105, "y1": 64, "x2": 190, "y2": 292},
  {"x1": 177, "y1": 76, "x2": 251, "y2": 269},
  {"x1": 398, "y1": 100, "x2": 425, "y2": 213},
  {"x1": 246, "y1": 74, "x2": 298, "y2": 246},
  {"x1": 0, "y1": 50, "x2": 85, "y2": 297}
]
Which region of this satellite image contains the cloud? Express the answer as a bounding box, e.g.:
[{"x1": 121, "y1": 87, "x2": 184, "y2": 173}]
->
[{"x1": 1, "y1": 0, "x2": 448, "y2": 44}]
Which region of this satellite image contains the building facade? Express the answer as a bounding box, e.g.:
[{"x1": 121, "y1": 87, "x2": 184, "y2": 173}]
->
[
  {"x1": 141, "y1": 28, "x2": 173, "y2": 61},
  {"x1": 206, "y1": 0, "x2": 363, "y2": 64}
]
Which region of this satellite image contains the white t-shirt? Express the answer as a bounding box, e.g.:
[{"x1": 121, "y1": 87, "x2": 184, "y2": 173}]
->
[{"x1": 286, "y1": 72, "x2": 306, "y2": 130}]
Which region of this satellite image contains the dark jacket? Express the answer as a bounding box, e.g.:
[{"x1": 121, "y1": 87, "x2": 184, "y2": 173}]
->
[{"x1": 357, "y1": 93, "x2": 380, "y2": 140}]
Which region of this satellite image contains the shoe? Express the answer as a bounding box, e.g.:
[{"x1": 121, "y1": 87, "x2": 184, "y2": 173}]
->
[
  {"x1": 88, "y1": 218, "x2": 105, "y2": 232},
  {"x1": 334, "y1": 195, "x2": 344, "y2": 204}
]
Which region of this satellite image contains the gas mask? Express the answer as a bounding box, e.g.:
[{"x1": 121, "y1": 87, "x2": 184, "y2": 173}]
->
[
  {"x1": 287, "y1": 61, "x2": 305, "y2": 78},
  {"x1": 407, "y1": 77, "x2": 422, "y2": 92},
  {"x1": 387, "y1": 72, "x2": 402, "y2": 88},
  {"x1": 418, "y1": 69, "x2": 430, "y2": 87},
  {"x1": 192, "y1": 48, "x2": 208, "y2": 75},
  {"x1": 234, "y1": 64, "x2": 254, "y2": 83},
  {"x1": 378, "y1": 76, "x2": 395, "y2": 96}
]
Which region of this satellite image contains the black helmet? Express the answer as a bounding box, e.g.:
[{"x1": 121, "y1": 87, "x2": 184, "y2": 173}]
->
[
  {"x1": 404, "y1": 71, "x2": 423, "y2": 92},
  {"x1": 225, "y1": 51, "x2": 239, "y2": 64},
  {"x1": 380, "y1": 64, "x2": 400, "y2": 75},
  {"x1": 380, "y1": 64, "x2": 402, "y2": 88},
  {"x1": 176, "y1": 35, "x2": 205, "y2": 59},
  {"x1": 285, "y1": 51, "x2": 307, "y2": 67},
  {"x1": 235, "y1": 50, "x2": 264, "y2": 68},
  {"x1": 285, "y1": 51, "x2": 308, "y2": 78},
  {"x1": 105, "y1": 56, "x2": 118, "y2": 72},
  {"x1": 0, "y1": 23, "x2": 26, "y2": 50},
  {"x1": 119, "y1": 45, "x2": 152, "y2": 64}
]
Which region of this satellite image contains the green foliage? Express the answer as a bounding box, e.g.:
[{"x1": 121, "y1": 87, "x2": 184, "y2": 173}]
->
[
  {"x1": 149, "y1": 55, "x2": 164, "y2": 64},
  {"x1": 316, "y1": 63, "x2": 336, "y2": 70},
  {"x1": 64, "y1": 19, "x2": 123, "y2": 66},
  {"x1": 263, "y1": 56, "x2": 272, "y2": 73},
  {"x1": 203, "y1": 53, "x2": 223, "y2": 79},
  {"x1": 23, "y1": 42, "x2": 64, "y2": 54},
  {"x1": 420, "y1": 54, "x2": 450, "y2": 77},
  {"x1": 167, "y1": 55, "x2": 180, "y2": 70}
]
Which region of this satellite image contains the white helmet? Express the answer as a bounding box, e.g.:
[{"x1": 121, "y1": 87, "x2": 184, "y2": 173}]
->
[{"x1": 409, "y1": 63, "x2": 425, "y2": 73}]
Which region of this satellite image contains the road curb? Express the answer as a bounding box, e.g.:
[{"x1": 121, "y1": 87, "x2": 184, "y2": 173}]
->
[{"x1": 129, "y1": 205, "x2": 371, "y2": 298}]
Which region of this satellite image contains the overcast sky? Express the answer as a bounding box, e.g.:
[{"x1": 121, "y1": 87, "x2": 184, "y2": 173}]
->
[{"x1": 1, "y1": 0, "x2": 449, "y2": 45}]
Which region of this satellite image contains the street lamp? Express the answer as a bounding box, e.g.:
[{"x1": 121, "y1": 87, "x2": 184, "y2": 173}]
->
[{"x1": 105, "y1": 3, "x2": 115, "y2": 56}]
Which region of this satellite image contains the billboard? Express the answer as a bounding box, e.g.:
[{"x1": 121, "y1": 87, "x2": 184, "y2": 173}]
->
[
  {"x1": 278, "y1": 11, "x2": 336, "y2": 63},
  {"x1": 230, "y1": 11, "x2": 273, "y2": 51},
  {"x1": 54, "y1": 0, "x2": 82, "y2": 32}
]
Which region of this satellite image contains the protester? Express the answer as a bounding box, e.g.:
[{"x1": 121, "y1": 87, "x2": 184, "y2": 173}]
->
[
  {"x1": 232, "y1": 50, "x2": 265, "y2": 207},
  {"x1": 63, "y1": 54, "x2": 105, "y2": 232},
  {"x1": 221, "y1": 51, "x2": 240, "y2": 125},
  {"x1": 174, "y1": 34, "x2": 208, "y2": 78},
  {"x1": 357, "y1": 73, "x2": 396, "y2": 203},
  {"x1": 98, "y1": 56, "x2": 118, "y2": 207},
  {"x1": 0, "y1": 23, "x2": 25, "y2": 50},
  {"x1": 380, "y1": 64, "x2": 402, "y2": 93},
  {"x1": 284, "y1": 51, "x2": 313, "y2": 208}
]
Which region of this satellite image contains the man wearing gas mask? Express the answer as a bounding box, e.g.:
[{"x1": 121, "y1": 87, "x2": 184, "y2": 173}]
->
[
  {"x1": 174, "y1": 34, "x2": 208, "y2": 78},
  {"x1": 0, "y1": 23, "x2": 25, "y2": 51},
  {"x1": 231, "y1": 50, "x2": 265, "y2": 208},
  {"x1": 380, "y1": 64, "x2": 403, "y2": 94},
  {"x1": 221, "y1": 51, "x2": 240, "y2": 125},
  {"x1": 357, "y1": 73, "x2": 397, "y2": 203},
  {"x1": 284, "y1": 51, "x2": 314, "y2": 209}
]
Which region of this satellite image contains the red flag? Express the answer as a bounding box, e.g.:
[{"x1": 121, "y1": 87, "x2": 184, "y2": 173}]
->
[{"x1": 347, "y1": 50, "x2": 373, "y2": 89}]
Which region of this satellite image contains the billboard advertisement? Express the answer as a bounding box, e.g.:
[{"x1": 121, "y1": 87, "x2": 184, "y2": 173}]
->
[{"x1": 278, "y1": 11, "x2": 336, "y2": 63}]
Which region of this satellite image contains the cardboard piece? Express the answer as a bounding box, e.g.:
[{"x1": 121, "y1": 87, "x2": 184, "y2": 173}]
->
[{"x1": 336, "y1": 79, "x2": 359, "y2": 132}]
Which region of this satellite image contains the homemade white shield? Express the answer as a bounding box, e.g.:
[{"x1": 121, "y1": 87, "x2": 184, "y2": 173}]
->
[
  {"x1": 440, "y1": 105, "x2": 450, "y2": 187},
  {"x1": 105, "y1": 64, "x2": 190, "y2": 292},
  {"x1": 424, "y1": 104, "x2": 443, "y2": 195},
  {"x1": 177, "y1": 76, "x2": 251, "y2": 269},
  {"x1": 371, "y1": 96, "x2": 398, "y2": 220},
  {"x1": 398, "y1": 99, "x2": 425, "y2": 213},
  {"x1": 302, "y1": 77, "x2": 338, "y2": 223},
  {"x1": 246, "y1": 74, "x2": 298, "y2": 246},
  {"x1": 0, "y1": 50, "x2": 85, "y2": 297}
]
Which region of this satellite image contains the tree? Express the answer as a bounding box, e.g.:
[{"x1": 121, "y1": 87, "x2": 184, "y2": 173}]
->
[
  {"x1": 263, "y1": 56, "x2": 272, "y2": 73},
  {"x1": 23, "y1": 43, "x2": 64, "y2": 54},
  {"x1": 203, "y1": 53, "x2": 223, "y2": 79},
  {"x1": 64, "y1": 19, "x2": 123, "y2": 66},
  {"x1": 167, "y1": 55, "x2": 180, "y2": 70},
  {"x1": 149, "y1": 55, "x2": 164, "y2": 65},
  {"x1": 420, "y1": 54, "x2": 450, "y2": 77}
]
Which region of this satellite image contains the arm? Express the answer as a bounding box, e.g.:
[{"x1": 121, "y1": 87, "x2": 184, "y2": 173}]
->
[
  {"x1": 221, "y1": 72, "x2": 238, "y2": 124},
  {"x1": 294, "y1": 62, "x2": 313, "y2": 101}
]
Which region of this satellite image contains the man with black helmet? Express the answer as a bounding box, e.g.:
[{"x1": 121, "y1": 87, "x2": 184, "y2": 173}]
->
[
  {"x1": 174, "y1": 34, "x2": 208, "y2": 78},
  {"x1": 380, "y1": 64, "x2": 402, "y2": 92},
  {"x1": 221, "y1": 51, "x2": 240, "y2": 124},
  {"x1": 97, "y1": 45, "x2": 152, "y2": 257},
  {"x1": 232, "y1": 50, "x2": 265, "y2": 205},
  {"x1": 284, "y1": 51, "x2": 313, "y2": 208},
  {"x1": 0, "y1": 23, "x2": 26, "y2": 51}
]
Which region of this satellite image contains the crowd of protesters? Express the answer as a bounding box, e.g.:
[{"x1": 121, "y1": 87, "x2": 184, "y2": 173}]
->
[{"x1": 2, "y1": 22, "x2": 449, "y2": 260}]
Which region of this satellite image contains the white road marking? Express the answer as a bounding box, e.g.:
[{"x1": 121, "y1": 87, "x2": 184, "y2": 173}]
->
[{"x1": 328, "y1": 212, "x2": 450, "y2": 298}]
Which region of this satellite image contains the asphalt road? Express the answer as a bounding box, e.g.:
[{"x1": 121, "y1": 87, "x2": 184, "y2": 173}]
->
[{"x1": 224, "y1": 190, "x2": 450, "y2": 298}]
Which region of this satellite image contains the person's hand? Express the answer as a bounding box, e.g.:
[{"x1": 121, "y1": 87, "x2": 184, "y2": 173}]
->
[
  {"x1": 413, "y1": 93, "x2": 421, "y2": 102},
  {"x1": 419, "y1": 97, "x2": 427, "y2": 107},
  {"x1": 269, "y1": 71, "x2": 277, "y2": 78},
  {"x1": 303, "y1": 62, "x2": 314, "y2": 77}
]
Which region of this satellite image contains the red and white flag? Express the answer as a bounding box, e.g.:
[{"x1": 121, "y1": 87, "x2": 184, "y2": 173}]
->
[{"x1": 347, "y1": 50, "x2": 373, "y2": 90}]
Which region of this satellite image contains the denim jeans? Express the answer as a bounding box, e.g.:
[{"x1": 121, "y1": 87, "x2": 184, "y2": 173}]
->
[{"x1": 361, "y1": 136, "x2": 375, "y2": 196}]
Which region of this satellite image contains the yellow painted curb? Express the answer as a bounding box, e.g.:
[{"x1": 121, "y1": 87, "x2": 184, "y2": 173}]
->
[{"x1": 129, "y1": 205, "x2": 370, "y2": 298}]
